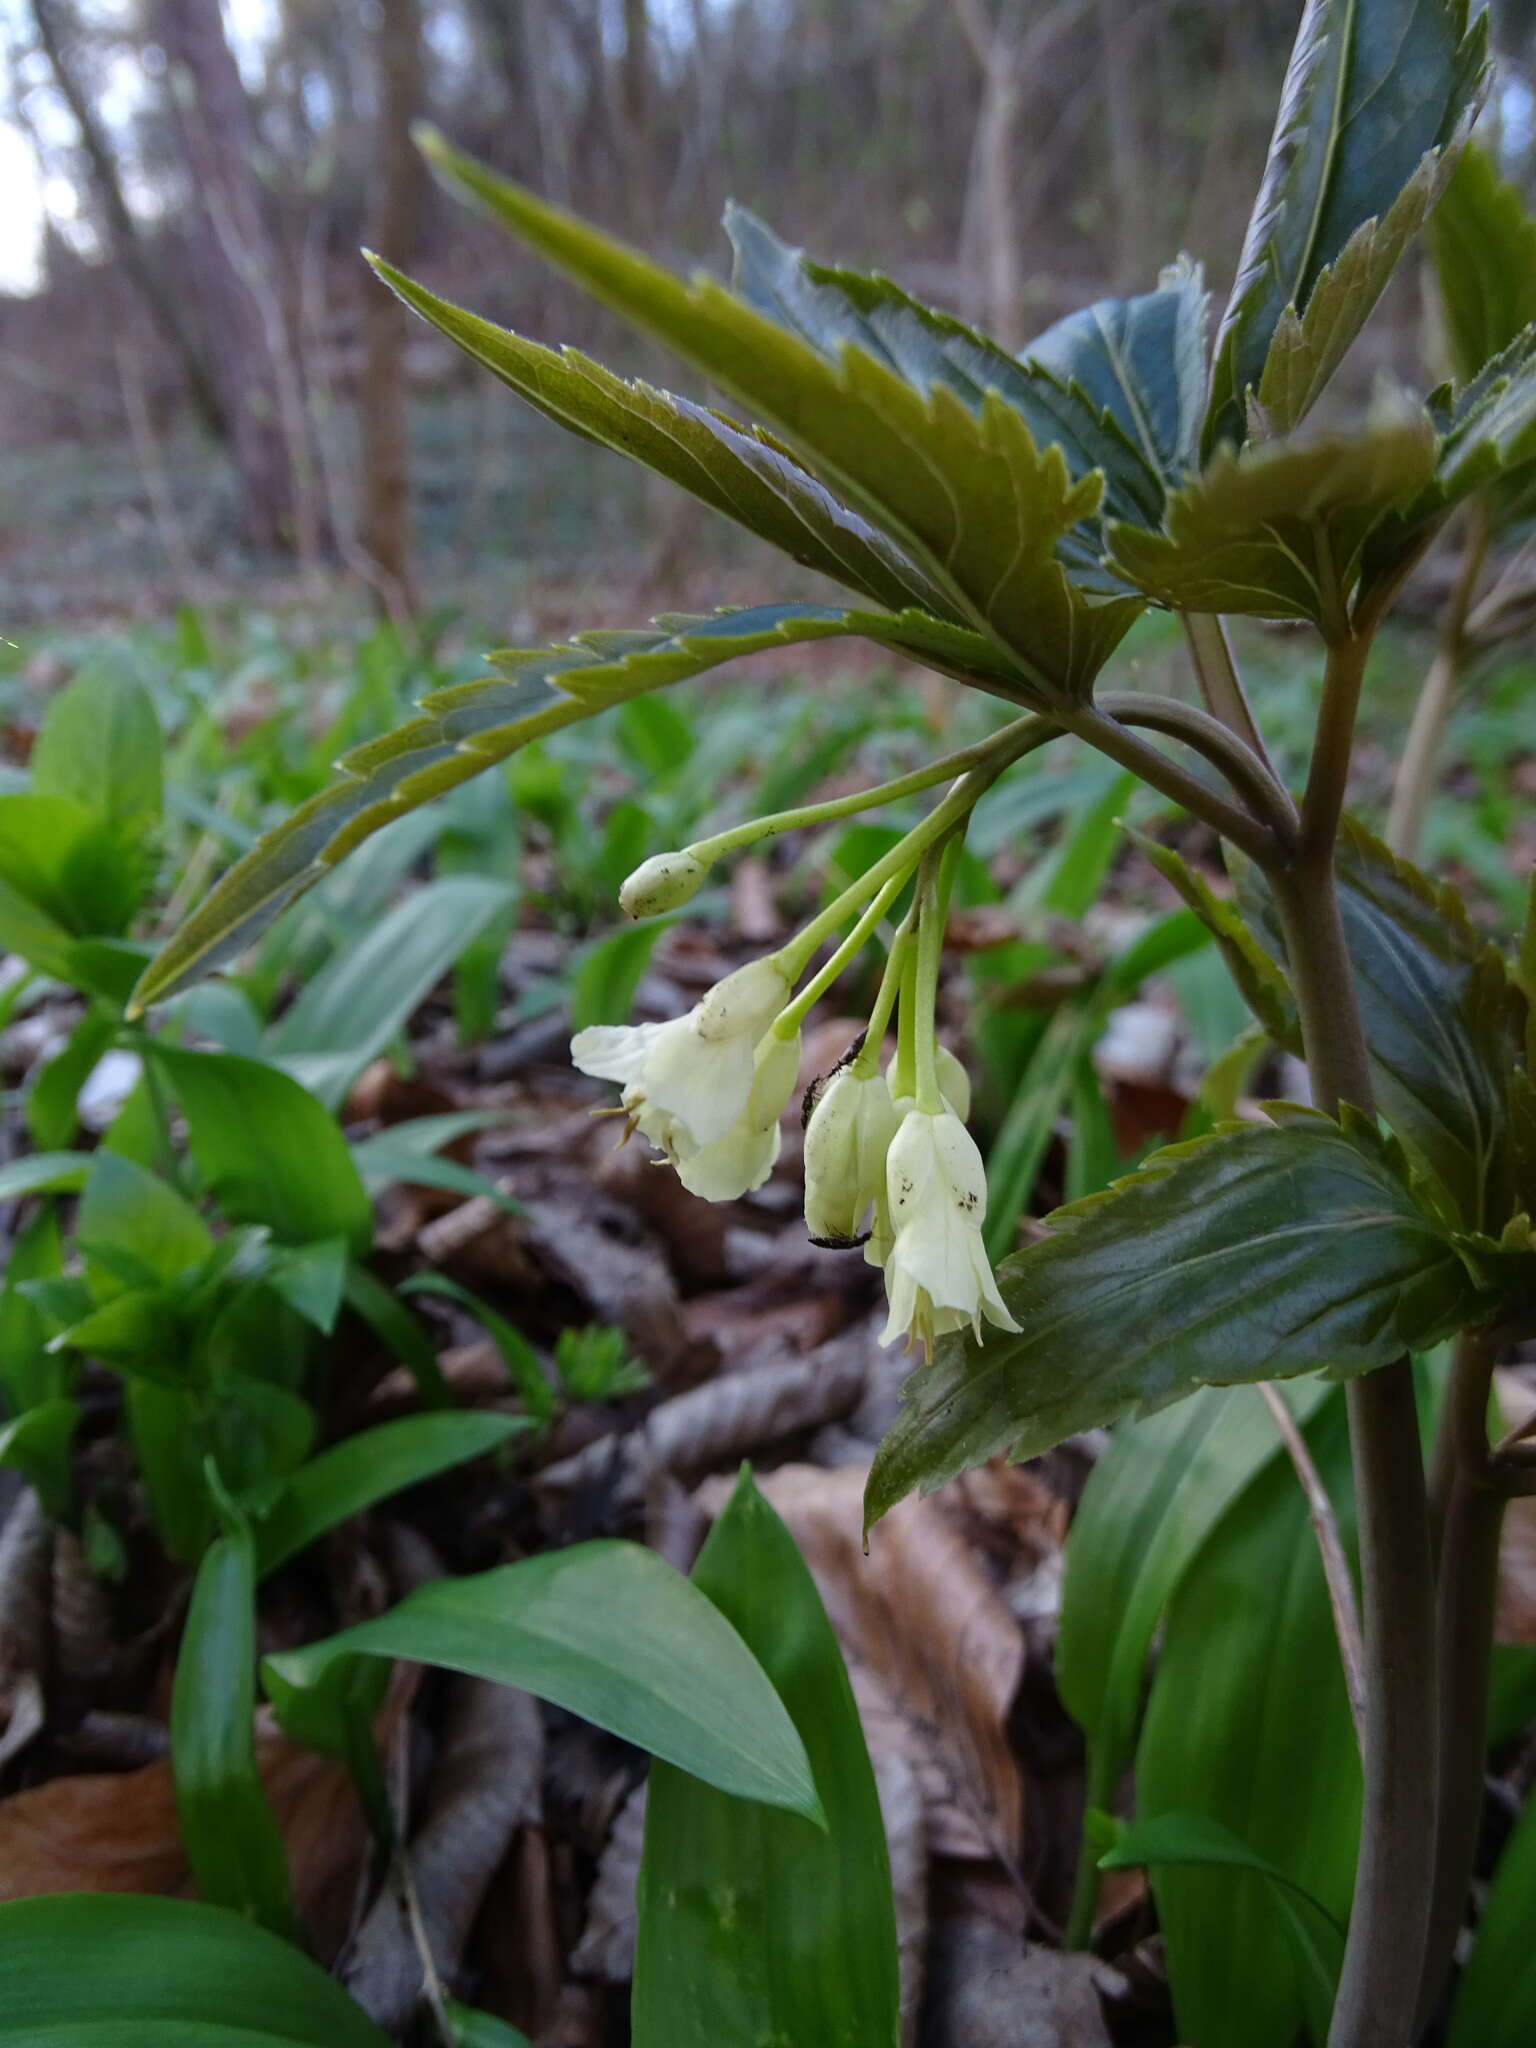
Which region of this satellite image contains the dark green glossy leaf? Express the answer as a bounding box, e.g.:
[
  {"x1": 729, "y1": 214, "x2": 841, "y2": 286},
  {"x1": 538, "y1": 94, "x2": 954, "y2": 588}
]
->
[
  {"x1": 634, "y1": 1468, "x2": 898, "y2": 2048},
  {"x1": 445, "y1": 2006, "x2": 533, "y2": 2048},
  {"x1": 252, "y1": 1412, "x2": 530, "y2": 1576},
  {"x1": 1431, "y1": 143, "x2": 1536, "y2": 383},
  {"x1": 78, "y1": 1153, "x2": 212, "y2": 1297},
  {"x1": 264, "y1": 1541, "x2": 821, "y2": 1818},
  {"x1": 26, "y1": 1009, "x2": 115, "y2": 1152},
  {"x1": 0, "y1": 1153, "x2": 92, "y2": 1202},
  {"x1": 171, "y1": 1518, "x2": 294, "y2": 1933},
  {"x1": 0, "y1": 1893, "x2": 390, "y2": 2047},
  {"x1": 1102, "y1": 1809, "x2": 1346, "y2": 2045},
  {"x1": 373, "y1": 254, "x2": 943, "y2": 617},
  {"x1": 150, "y1": 1049, "x2": 373, "y2": 1252},
  {"x1": 1240, "y1": 820, "x2": 1528, "y2": 1230},
  {"x1": 1205, "y1": 0, "x2": 1487, "y2": 450},
  {"x1": 1433, "y1": 325, "x2": 1536, "y2": 518},
  {"x1": 1448, "y1": 1775, "x2": 1536, "y2": 2046},
  {"x1": 1057, "y1": 1380, "x2": 1332, "y2": 1906},
  {"x1": 0, "y1": 1398, "x2": 79, "y2": 1520},
  {"x1": 1136, "y1": 1391, "x2": 1360, "y2": 2048},
  {"x1": 416, "y1": 134, "x2": 1140, "y2": 700},
  {"x1": 866, "y1": 1111, "x2": 1479, "y2": 1524},
  {"x1": 1109, "y1": 408, "x2": 1440, "y2": 624},
  {"x1": 131, "y1": 607, "x2": 913, "y2": 1011}
]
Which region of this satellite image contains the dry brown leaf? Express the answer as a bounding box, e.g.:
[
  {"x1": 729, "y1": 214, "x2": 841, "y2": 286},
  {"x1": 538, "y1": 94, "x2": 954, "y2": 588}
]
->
[
  {"x1": 569, "y1": 1780, "x2": 646, "y2": 1984},
  {"x1": 0, "y1": 1488, "x2": 52, "y2": 1770},
  {"x1": 706, "y1": 1463, "x2": 1025, "y2": 1865},
  {"x1": 875, "y1": 1747, "x2": 928, "y2": 2048},
  {"x1": 344, "y1": 1678, "x2": 543, "y2": 2033},
  {"x1": 921, "y1": 1922, "x2": 1112, "y2": 2047}
]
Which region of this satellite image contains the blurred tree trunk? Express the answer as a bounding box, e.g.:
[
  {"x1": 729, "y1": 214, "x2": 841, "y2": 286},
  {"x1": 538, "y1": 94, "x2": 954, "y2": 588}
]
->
[
  {"x1": 154, "y1": 0, "x2": 305, "y2": 554},
  {"x1": 359, "y1": 0, "x2": 425, "y2": 617},
  {"x1": 28, "y1": 0, "x2": 226, "y2": 441},
  {"x1": 1097, "y1": 0, "x2": 1149, "y2": 285},
  {"x1": 620, "y1": 0, "x2": 652, "y2": 220}
]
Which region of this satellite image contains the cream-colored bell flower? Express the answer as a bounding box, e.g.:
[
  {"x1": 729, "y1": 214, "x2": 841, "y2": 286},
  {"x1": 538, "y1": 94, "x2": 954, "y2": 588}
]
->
[
  {"x1": 571, "y1": 955, "x2": 792, "y2": 1153},
  {"x1": 618, "y1": 850, "x2": 707, "y2": 919},
  {"x1": 888, "y1": 1044, "x2": 971, "y2": 1123},
  {"x1": 803, "y1": 1064, "x2": 899, "y2": 1249},
  {"x1": 675, "y1": 1028, "x2": 801, "y2": 1200},
  {"x1": 879, "y1": 1106, "x2": 1019, "y2": 1356}
]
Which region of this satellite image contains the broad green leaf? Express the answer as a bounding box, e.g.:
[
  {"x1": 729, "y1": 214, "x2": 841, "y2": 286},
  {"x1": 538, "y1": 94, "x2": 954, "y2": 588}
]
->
[
  {"x1": 31, "y1": 666, "x2": 163, "y2": 851},
  {"x1": 1102, "y1": 1809, "x2": 1346, "y2": 2045},
  {"x1": 1136, "y1": 1392, "x2": 1360, "y2": 2048},
  {"x1": 26, "y1": 1009, "x2": 116, "y2": 1151},
  {"x1": 206, "y1": 1372, "x2": 316, "y2": 1497},
  {"x1": 0, "y1": 871, "x2": 80, "y2": 982},
  {"x1": 342, "y1": 1263, "x2": 449, "y2": 1408},
  {"x1": 0, "y1": 1398, "x2": 79, "y2": 1520},
  {"x1": 1130, "y1": 831, "x2": 1298, "y2": 1045},
  {"x1": 865, "y1": 1110, "x2": 1479, "y2": 1524},
  {"x1": 1449, "y1": 1775, "x2": 1536, "y2": 2046},
  {"x1": 1057, "y1": 1381, "x2": 1333, "y2": 1899},
  {"x1": 0, "y1": 1152, "x2": 92, "y2": 1201},
  {"x1": 401, "y1": 1272, "x2": 553, "y2": 1421},
  {"x1": 983, "y1": 1000, "x2": 1103, "y2": 1263},
  {"x1": 151, "y1": 1049, "x2": 372, "y2": 1252},
  {"x1": 1108, "y1": 408, "x2": 1440, "y2": 624},
  {"x1": 0, "y1": 1205, "x2": 67, "y2": 1414},
  {"x1": 125, "y1": 1381, "x2": 209, "y2": 1565},
  {"x1": 130, "y1": 606, "x2": 919, "y2": 1011},
  {"x1": 252, "y1": 1412, "x2": 530, "y2": 1576},
  {"x1": 264, "y1": 1540, "x2": 821, "y2": 1819},
  {"x1": 261, "y1": 1237, "x2": 349, "y2": 1334},
  {"x1": 634, "y1": 1469, "x2": 898, "y2": 2048},
  {"x1": 0, "y1": 1892, "x2": 389, "y2": 2046},
  {"x1": 267, "y1": 873, "x2": 514, "y2": 1108},
  {"x1": 1432, "y1": 325, "x2": 1536, "y2": 518},
  {"x1": 1431, "y1": 143, "x2": 1536, "y2": 383},
  {"x1": 445, "y1": 2007, "x2": 533, "y2": 2048},
  {"x1": 171, "y1": 1519, "x2": 294, "y2": 1934},
  {"x1": 349, "y1": 1130, "x2": 520, "y2": 1212},
  {"x1": 1204, "y1": 0, "x2": 1487, "y2": 451},
  {"x1": 569, "y1": 920, "x2": 666, "y2": 1032},
  {"x1": 78, "y1": 1153, "x2": 212, "y2": 1297},
  {"x1": 0, "y1": 793, "x2": 140, "y2": 942},
  {"x1": 372, "y1": 255, "x2": 943, "y2": 617},
  {"x1": 416, "y1": 134, "x2": 1140, "y2": 699},
  {"x1": 1239, "y1": 821, "x2": 1528, "y2": 1230}
]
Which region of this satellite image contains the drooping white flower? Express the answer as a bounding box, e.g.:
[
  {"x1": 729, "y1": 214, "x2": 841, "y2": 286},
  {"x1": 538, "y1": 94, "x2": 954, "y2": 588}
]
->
[
  {"x1": 675, "y1": 1028, "x2": 801, "y2": 1200},
  {"x1": 803, "y1": 1064, "x2": 899, "y2": 1248},
  {"x1": 880, "y1": 1107, "x2": 1019, "y2": 1356},
  {"x1": 619, "y1": 850, "x2": 707, "y2": 919},
  {"x1": 571, "y1": 955, "x2": 792, "y2": 1153},
  {"x1": 888, "y1": 1044, "x2": 971, "y2": 1124}
]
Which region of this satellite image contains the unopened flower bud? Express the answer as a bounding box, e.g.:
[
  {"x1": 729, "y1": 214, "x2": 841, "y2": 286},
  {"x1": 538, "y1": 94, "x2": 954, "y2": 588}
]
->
[{"x1": 618, "y1": 850, "x2": 707, "y2": 919}]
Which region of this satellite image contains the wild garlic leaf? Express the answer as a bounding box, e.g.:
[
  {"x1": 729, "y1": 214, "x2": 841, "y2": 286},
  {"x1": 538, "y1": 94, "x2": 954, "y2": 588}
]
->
[
  {"x1": 127, "y1": 605, "x2": 969, "y2": 1012},
  {"x1": 1107, "y1": 406, "x2": 1440, "y2": 625},
  {"x1": 418, "y1": 133, "x2": 1141, "y2": 700},
  {"x1": 371, "y1": 256, "x2": 947, "y2": 618},
  {"x1": 864, "y1": 1109, "x2": 1484, "y2": 1526},
  {"x1": 1204, "y1": 0, "x2": 1488, "y2": 453},
  {"x1": 1430, "y1": 142, "x2": 1536, "y2": 383}
]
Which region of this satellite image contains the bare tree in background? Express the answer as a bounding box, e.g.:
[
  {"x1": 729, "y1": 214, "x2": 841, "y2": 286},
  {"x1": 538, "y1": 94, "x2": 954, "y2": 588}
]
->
[
  {"x1": 28, "y1": 0, "x2": 226, "y2": 440},
  {"x1": 360, "y1": 0, "x2": 425, "y2": 616},
  {"x1": 154, "y1": 0, "x2": 304, "y2": 552}
]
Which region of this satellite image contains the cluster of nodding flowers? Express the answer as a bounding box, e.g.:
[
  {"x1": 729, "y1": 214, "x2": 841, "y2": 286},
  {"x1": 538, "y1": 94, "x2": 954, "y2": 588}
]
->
[{"x1": 569, "y1": 732, "x2": 1037, "y2": 1360}]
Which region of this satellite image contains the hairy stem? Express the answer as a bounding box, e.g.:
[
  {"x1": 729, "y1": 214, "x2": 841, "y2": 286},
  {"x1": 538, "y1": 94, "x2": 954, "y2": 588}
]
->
[
  {"x1": 1384, "y1": 508, "x2": 1490, "y2": 862},
  {"x1": 1273, "y1": 854, "x2": 1438, "y2": 2048}
]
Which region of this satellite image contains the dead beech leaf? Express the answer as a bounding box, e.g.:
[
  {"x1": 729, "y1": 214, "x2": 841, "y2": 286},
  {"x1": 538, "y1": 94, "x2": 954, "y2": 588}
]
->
[
  {"x1": 923, "y1": 1922, "x2": 1112, "y2": 2047},
  {"x1": 0, "y1": 1489, "x2": 52, "y2": 1769},
  {"x1": 344, "y1": 1678, "x2": 543, "y2": 2033},
  {"x1": 570, "y1": 1780, "x2": 646, "y2": 1983},
  {"x1": 874, "y1": 1748, "x2": 927, "y2": 2048},
  {"x1": 706, "y1": 1463, "x2": 1025, "y2": 1864}
]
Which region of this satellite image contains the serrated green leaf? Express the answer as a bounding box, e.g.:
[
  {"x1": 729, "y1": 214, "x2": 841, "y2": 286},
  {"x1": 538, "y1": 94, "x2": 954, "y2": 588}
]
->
[
  {"x1": 1205, "y1": 0, "x2": 1488, "y2": 452},
  {"x1": 0, "y1": 1893, "x2": 390, "y2": 2047},
  {"x1": 129, "y1": 605, "x2": 924, "y2": 1012},
  {"x1": 1433, "y1": 324, "x2": 1536, "y2": 515},
  {"x1": 416, "y1": 134, "x2": 1141, "y2": 698},
  {"x1": 1109, "y1": 407, "x2": 1440, "y2": 624},
  {"x1": 1135, "y1": 1392, "x2": 1360, "y2": 2048},
  {"x1": 634, "y1": 1469, "x2": 898, "y2": 2048},
  {"x1": 865, "y1": 1112, "x2": 1480, "y2": 1524},
  {"x1": 1240, "y1": 820, "x2": 1528, "y2": 1230},
  {"x1": 372, "y1": 255, "x2": 944, "y2": 617},
  {"x1": 1431, "y1": 142, "x2": 1536, "y2": 383},
  {"x1": 264, "y1": 1541, "x2": 821, "y2": 1819}
]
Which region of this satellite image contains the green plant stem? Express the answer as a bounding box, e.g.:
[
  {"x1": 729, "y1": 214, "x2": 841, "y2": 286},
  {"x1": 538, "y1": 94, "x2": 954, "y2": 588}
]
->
[
  {"x1": 774, "y1": 867, "x2": 908, "y2": 1034},
  {"x1": 1417, "y1": 1331, "x2": 1503, "y2": 2032},
  {"x1": 1064, "y1": 1740, "x2": 1119, "y2": 1950},
  {"x1": 1098, "y1": 689, "x2": 1298, "y2": 849},
  {"x1": 1070, "y1": 701, "x2": 1279, "y2": 863},
  {"x1": 853, "y1": 917, "x2": 913, "y2": 1076},
  {"x1": 1384, "y1": 506, "x2": 1490, "y2": 862},
  {"x1": 1300, "y1": 633, "x2": 1373, "y2": 858},
  {"x1": 1180, "y1": 611, "x2": 1276, "y2": 774},
  {"x1": 1272, "y1": 848, "x2": 1439, "y2": 2048}
]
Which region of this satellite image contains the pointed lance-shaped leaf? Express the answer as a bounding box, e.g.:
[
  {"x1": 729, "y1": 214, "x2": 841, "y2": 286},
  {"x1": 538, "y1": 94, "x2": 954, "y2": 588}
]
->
[
  {"x1": 415, "y1": 132, "x2": 1141, "y2": 701},
  {"x1": 1204, "y1": 0, "x2": 1488, "y2": 454},
  {"x1": 864, "y1": 1108, "x2": 1485, "y2": 1527},
  {"x1": 130, "y1": 603, "x2": 944, "y2": 1012},
  {"x1": 1108, "y1": 404, "x2": 1440, "y2": 625},
  {"x1": 368, "y1": 256, "x2": 949, "y2": 620},
  {"x1": 1431, "y1": 142, "x2": 1536, "y2": 384}
]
